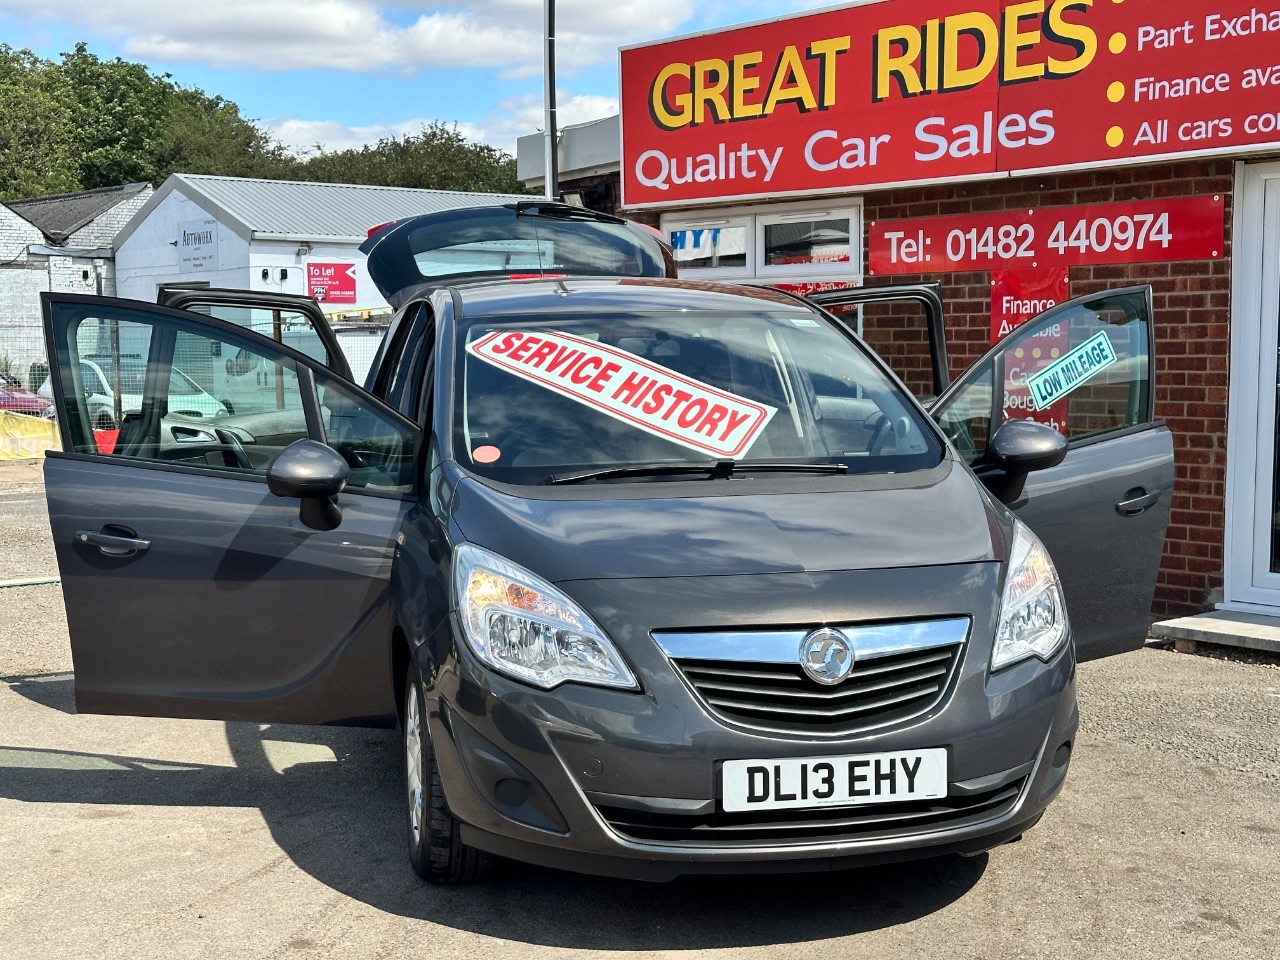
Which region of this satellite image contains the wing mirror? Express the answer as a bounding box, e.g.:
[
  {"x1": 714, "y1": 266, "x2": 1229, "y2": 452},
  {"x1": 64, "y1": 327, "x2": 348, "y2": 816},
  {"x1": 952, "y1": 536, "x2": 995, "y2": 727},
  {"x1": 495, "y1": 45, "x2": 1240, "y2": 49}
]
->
[
  {"x1": 267, "y1": 439, "x2": 350, "y2": 531},
  {"x1": 984, "y1": 419, "x2": 1068, "y2": 505}
]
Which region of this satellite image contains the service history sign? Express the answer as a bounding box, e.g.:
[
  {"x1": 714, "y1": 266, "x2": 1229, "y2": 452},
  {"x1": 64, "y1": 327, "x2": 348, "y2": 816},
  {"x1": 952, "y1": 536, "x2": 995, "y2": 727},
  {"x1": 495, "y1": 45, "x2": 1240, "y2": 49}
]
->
[{"x1": 620, "y1": 0, "x2": 1280, "y2": 207}]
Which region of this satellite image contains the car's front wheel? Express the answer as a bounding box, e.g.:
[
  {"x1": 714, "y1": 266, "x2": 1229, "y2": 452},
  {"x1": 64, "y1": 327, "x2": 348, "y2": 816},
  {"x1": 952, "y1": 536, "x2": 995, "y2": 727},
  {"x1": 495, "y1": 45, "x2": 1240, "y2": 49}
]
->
[{"x1": 404, "y1": 670, "x2": 493, "y2": 884}]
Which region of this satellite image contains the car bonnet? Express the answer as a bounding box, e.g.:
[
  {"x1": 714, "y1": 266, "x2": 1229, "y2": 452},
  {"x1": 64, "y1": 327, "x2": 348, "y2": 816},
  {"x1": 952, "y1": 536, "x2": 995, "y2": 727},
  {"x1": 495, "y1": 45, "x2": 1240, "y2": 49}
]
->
[{"x1": 448, "y1": 458, "x2": 1003, "y2": 583}]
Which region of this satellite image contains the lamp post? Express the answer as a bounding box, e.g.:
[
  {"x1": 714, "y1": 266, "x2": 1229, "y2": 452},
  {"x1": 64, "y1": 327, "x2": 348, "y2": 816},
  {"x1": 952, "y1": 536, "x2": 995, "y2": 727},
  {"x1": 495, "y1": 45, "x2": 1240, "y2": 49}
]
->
[{"x1": 543, "y1": 0, "x2": 559, "y2": 200}]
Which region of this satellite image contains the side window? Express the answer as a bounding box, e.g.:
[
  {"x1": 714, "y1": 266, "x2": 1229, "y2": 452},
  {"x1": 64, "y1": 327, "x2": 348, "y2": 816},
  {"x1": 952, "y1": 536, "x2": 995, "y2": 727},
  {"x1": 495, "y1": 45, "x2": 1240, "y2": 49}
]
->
[
  {"x1": 935, "y1": 363, "x2": 994, "y2": 465},
  {"x1": 50, "y1": 301, "x2": 419, "y2": 493},
  {"x1": 182, "y1": 330, "x2": 305, "y2": 418},
  {"x1": 317, "y1": 372, "x2": 416, "y2": 492},
  {"x1": 53, "y1": 310, "x2": 309, "y2": 474},
  {"x1": 934, "y1": 289, "x2": 1152, "y2": 464},
  {"x1": 183, "y1": 304, "x2": 331, "y2": 368},
  {"x1": 850, "y1": 299, "x2": 937, "y2": 398}
]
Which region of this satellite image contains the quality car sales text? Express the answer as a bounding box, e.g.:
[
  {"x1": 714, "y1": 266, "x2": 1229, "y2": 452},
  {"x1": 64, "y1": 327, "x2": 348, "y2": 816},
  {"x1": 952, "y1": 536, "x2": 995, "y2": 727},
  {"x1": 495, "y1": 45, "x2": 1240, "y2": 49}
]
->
[{"x1": 637, "y1": 1, "x2": 1094, "y2": 189}]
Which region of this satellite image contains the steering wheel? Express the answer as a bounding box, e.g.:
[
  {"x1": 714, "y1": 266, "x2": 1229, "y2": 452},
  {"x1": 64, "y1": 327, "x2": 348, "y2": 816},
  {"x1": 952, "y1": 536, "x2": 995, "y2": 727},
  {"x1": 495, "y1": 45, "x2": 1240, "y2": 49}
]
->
[
  {"x1": 866, "y1": 413, "x2": 894, "y2": 456},
  {"x1": 215, "y1": 427, "x2": 254, "y2": 470}
]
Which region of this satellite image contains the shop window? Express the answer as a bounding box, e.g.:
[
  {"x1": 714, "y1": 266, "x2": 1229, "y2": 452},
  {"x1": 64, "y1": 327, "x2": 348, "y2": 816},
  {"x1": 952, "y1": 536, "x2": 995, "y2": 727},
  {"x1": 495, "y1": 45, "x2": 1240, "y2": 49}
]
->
[
  {"x1": 665, "y1": 218, "x2": 751, "y2": 278},
  {"x1": 756, "y1": 209, "x2": 858, "y2": 279},
  {"x1": 663, "y1": 201, "x2": 863, "y2": 284}
]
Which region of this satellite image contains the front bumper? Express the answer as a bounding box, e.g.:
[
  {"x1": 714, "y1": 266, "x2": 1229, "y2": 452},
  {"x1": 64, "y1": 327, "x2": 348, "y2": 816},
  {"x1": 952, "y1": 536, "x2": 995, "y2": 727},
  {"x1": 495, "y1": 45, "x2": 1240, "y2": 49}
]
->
[{"x1": 421, "y1": 607, "x2": 1078, "y2": 881}]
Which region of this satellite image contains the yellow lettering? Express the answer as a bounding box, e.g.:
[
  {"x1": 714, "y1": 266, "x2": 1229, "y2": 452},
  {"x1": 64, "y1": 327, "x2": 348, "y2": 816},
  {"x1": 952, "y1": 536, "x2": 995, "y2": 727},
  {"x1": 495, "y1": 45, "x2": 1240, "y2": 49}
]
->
[
  {"x1": 1045, "y1": 0, "x2": 1097, "y2": 77},
  {"x1": 764, "y1": 45, "x2": 818, "y2": 115},
  {"x1": 651, "y1": 61, "x2": 692, "y2": 129},
  {"x1": 923, "y1": 19, "x2": 943, "y2": 92},
  {"x1": 1002, "y1": 1, "x2": 1045, "y2": 83},
  {"x1": 693, "y1": 57, "x2": 731, "y2": 124},
  {"x1": 807, "y1": 35, "x2": 851, "y2": 107},
  {"x1": 942, "y1": 12, "x2": 999, "y2": 91},
  {"x1": 731, "y1": 50, "x2": 764, "y2": 118},
  {"x1": 875, "y1": 24, "x2": 923, "y2": 100}
]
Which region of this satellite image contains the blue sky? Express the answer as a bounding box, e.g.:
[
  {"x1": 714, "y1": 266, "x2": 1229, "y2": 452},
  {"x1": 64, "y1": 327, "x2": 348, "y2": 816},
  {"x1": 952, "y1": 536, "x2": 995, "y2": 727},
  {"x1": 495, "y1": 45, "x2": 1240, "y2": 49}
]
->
[{"x1": 0, "y1": 1, "x2": 825, "y2": 155}]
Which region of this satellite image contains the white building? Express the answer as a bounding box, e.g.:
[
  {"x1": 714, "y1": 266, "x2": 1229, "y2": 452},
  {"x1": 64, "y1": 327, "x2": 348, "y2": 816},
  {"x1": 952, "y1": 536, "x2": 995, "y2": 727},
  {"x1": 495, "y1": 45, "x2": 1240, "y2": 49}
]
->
[
  {"x1": 114, "y1": 174, "x2": 531, "y2": 314},
  {"x1": 0, "y1": 183, "x2": 153, "y2": 388}
]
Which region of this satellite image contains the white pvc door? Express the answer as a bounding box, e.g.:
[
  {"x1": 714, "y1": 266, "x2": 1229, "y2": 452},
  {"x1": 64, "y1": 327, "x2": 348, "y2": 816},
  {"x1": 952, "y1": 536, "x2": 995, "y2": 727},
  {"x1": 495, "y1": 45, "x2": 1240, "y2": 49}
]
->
[{"x1": 1225, "y1": 164, "x2": 1280, "y2": 608}]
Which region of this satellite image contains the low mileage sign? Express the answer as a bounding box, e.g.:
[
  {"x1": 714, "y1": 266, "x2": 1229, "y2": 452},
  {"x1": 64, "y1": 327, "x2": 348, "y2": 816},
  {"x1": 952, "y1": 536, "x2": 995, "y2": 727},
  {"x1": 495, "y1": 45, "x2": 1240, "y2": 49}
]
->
[{"x1": 869, "y1": 196, "x2": 1224, "y2": 275}]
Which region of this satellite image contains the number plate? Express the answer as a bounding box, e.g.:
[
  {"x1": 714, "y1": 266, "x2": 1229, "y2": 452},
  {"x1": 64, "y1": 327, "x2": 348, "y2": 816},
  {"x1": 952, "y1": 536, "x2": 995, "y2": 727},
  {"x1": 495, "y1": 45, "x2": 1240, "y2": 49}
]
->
[{"x1": 721, "y1": 748, "x2": 947, "y2": 813}]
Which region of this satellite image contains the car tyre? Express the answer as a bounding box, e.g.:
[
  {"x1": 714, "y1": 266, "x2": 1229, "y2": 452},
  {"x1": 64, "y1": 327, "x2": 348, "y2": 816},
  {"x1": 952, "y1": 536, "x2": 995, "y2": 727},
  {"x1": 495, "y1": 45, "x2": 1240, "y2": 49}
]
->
[{"x1": 404, "y1": 668, "x2": 493, "y2": 884}]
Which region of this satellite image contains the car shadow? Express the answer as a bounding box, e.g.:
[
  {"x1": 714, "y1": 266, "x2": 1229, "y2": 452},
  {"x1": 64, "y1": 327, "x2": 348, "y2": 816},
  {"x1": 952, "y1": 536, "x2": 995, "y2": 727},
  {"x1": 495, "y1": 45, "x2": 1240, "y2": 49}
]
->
[{"x1": 1, "y1": 673, "x2": 989, "y2": 949}]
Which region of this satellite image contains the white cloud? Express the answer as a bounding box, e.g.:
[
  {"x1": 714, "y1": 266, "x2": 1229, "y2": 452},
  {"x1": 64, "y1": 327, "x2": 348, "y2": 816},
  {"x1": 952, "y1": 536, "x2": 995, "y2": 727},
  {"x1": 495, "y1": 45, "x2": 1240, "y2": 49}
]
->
[
  {"x1": 266, "y1": 90, "x2": 617, "y2": 155},
  {"x1": 267, "y1": 117, "x2": 434, "y2": 154},
  {"x1": 0, "y1": 0, "x2": 693, "y2": 74}
]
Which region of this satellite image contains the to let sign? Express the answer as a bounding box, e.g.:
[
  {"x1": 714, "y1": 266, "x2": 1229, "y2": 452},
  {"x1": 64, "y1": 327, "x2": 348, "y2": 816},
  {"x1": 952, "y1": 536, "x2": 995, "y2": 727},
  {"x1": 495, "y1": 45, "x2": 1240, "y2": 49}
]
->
[
  {"x1": 869, "y1": 196, "x2": 1224, "y2": 275},
  {"x1": 307, "y1": 262, "x2": 357, "y2": 304},
  {"x1": 620, "y1": 1, "x2": 1280, "y2": 207}
]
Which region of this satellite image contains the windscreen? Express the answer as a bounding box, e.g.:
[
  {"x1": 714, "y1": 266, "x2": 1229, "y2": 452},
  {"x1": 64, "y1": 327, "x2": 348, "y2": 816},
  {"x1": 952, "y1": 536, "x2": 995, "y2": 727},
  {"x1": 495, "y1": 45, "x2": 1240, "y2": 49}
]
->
[{"x1": 454, "y1": 308, "x2": 943, "y2": 485}]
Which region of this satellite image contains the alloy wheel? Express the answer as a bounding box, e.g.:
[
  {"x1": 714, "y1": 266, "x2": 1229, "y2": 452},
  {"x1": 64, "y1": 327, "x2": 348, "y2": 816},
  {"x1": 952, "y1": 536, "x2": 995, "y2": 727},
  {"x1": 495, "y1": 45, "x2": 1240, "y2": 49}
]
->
[{"x1": 405, "y1": 683, "x2": 424, "y2": 845}]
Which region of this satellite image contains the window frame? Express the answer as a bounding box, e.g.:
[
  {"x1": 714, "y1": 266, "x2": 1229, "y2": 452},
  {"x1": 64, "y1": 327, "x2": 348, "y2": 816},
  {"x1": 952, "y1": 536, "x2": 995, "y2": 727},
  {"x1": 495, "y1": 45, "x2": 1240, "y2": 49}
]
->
[
  {"x1": 931, "y1": 285, "x2": 1158, "y2": 466},
  {"x1": 44, "y1": 293, "x2": 420, "y2": 500},
  {"x1": 754, "y1": 203, "x2": 862, "y2": 281},
  {"x1": 664, "y1": 216, "x2": 754, "y2": 280},
  {"x1": 661, "y1": 199, "x2": 863, "y2": 285}
]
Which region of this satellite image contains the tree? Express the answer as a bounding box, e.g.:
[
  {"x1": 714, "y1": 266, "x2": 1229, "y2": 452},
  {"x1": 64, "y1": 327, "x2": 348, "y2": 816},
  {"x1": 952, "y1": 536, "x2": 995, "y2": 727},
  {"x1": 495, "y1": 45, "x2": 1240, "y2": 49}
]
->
[
  {"x1": 0, "y1": 46, "x2": 80, "y2": 200},
  {"x1": 0, "y1": 45, "x2": 528, "y2": 201},
  {"x1": 59, "y1": 42, "x2": 172, "y2": 188},
  {"x1": 152, "y1": 88, "x2": 299, "y2": 184},
  {"x1": 302, "y1": 123, "x2": 526, "y2": 194}
]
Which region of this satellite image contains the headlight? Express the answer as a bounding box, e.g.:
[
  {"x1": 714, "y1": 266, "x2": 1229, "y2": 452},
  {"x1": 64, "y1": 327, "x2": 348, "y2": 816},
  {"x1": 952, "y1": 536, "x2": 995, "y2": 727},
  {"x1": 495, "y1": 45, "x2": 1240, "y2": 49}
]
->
[
  {"x1": 992, "y1": 522, "x2": 1069, "y2": 670},
  {"x1": 453, "y1": 543, "x2": 638, "y2": 691}
]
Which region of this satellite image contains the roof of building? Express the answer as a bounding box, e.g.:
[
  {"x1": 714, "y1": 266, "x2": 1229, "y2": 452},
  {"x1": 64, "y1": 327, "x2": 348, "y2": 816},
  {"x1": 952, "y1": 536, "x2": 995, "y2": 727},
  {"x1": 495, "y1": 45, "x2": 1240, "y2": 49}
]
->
[
  {"x1": 6, "y1": 182, "x2": 151, "y2": 244},
  {"x1": 115, "y1": 173, "x2": 533, "y2": 247}
]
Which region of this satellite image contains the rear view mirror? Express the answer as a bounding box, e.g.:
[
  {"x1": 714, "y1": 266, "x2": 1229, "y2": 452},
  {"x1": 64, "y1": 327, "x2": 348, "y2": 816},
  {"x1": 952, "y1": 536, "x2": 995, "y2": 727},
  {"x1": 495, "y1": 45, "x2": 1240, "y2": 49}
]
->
[
  {"x1": 985, "y1": 420, "x2": 1068, "y2": 505},
  {"x1": 267, "y1": 439, "x2": 350, "y2": 531}
]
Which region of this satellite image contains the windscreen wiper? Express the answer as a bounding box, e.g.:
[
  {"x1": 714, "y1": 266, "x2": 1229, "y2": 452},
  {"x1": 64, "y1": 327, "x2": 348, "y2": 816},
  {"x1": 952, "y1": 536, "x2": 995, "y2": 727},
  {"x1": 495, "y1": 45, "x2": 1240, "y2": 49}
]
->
[{"x1": 549, "y1": 459, "x2": 848, "y2": 485}]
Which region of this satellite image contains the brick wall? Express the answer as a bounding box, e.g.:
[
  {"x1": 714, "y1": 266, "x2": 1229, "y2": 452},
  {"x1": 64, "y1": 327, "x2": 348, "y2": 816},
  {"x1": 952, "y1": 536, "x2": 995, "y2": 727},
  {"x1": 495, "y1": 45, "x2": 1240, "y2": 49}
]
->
[
  {"x1": 862, "y1": 159, "x2": 1234, "y2": 618},
  {"x1": 69, "y1": 186, "x2": 153, "y2": 249}
]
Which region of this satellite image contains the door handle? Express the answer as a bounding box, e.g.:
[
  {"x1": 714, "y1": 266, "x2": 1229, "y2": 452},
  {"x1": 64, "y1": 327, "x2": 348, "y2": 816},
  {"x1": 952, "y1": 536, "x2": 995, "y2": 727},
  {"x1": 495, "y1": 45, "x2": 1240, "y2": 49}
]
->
[
  {"x1": 1115, "y1": 489, "x2": 1161, "y2": 517},
  {"x1": 76, "y1": 528, "x2": 152, "y2": 557}
]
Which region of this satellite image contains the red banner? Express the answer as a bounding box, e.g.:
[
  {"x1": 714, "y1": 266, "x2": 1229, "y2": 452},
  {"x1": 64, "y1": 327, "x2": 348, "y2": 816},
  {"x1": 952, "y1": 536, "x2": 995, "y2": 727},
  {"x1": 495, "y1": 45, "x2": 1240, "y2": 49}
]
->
[
  {"x1": 994, "y1": 268, "x2": 1071, "y2": 434},
  {"x1": 307, "y1": 262, "x2": 357, "y2": 304},
  {"x1": 869, "y1": 196, "x2": 1223, "y2": 275},
  {"x1": 991, "y1": 267, "x2": 1069, "y2": 343},
  {"x1": 620, "y1": 1, "x2": 1280, "y2": 207}
]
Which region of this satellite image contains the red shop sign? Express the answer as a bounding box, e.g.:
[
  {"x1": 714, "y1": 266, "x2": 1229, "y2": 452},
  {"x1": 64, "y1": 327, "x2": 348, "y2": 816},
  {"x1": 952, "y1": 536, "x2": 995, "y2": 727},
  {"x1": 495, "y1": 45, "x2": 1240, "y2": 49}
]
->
[
  {"x1": 620, "y1": 1, "x2": 1280, "y2": 208},
  {"x1": 869, "y1": 195, "x2": 1223, "y2": 275}
]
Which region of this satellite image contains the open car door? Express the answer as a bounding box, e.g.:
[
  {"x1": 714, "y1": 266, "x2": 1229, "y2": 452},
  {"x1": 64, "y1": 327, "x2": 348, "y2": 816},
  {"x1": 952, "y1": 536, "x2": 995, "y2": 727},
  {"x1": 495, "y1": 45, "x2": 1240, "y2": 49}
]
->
[
  {"x1": 803, "y1": 284, "x2": 951, "y2": 403},
  {"x1": 41, "y1": 292, "x2": 420, "y2": 723},
  {"x1": 157, "y1": 286, "x2": 366, "y2": 396},
  {"x1": 929, "y1": 286, "x2": 1173, "y2": 659}
]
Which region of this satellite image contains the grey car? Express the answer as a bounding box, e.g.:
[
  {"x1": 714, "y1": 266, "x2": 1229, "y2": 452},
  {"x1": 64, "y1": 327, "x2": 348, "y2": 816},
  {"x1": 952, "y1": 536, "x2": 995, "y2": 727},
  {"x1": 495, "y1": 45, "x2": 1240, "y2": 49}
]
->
[{"x1": 39, "y1": 203, "x2": 1172, "y2": 883}]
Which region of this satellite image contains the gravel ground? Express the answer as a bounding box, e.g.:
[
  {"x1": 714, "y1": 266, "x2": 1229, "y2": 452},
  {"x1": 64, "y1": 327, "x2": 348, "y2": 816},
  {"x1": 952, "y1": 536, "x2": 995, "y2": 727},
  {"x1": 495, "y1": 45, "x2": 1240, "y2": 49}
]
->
[
  {"x1": 0, "y1": 460, "x2": 56, "y2": 583},
  {"x1": 1, "y1": 462, "x2": 1277, "y2": 959}
]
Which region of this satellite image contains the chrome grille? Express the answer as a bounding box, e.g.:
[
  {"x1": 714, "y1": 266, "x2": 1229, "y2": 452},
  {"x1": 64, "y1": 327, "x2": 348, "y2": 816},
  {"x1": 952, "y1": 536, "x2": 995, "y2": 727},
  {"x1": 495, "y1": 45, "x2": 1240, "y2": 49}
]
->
[
  {"x1": 672, "y1": 643, "x2": 963, "y2": 735},
  {"x1": 596, "y1": 778, "x2": 1023, "y2": 846}
]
